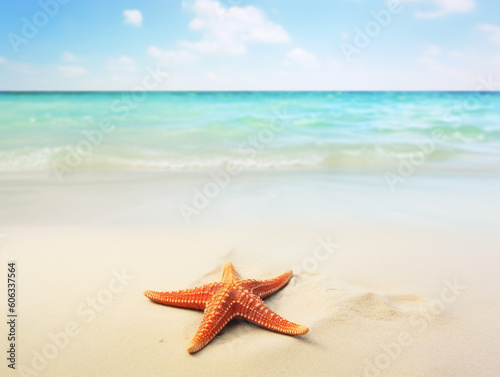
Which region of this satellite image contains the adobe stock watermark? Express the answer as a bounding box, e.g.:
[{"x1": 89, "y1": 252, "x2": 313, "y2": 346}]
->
[
  {"x1": 357, "y1": 278, "x2": 467, "y2": 377},
  {"x1": 17, "y1": 268, "x2": 134, "y2": 376},
  {"x1": 441, "y1": 74, "x2": 499, "y2": 129},
  {"x1": 384, "y1": 73, "x2": 499, "y2": 192},
  {"x1": 8, "y1": 0, "x2": 70, "y2": 54},
  {"x1": 384, "y1": 130, "x2": 446, "y2": 192},
  {"x1": 177, "y1": 108, "x2": 289, "y2": 224},
  {"x1": 340, "y1": 0, "x2": 407, "y2": 62},
  {"x1": 292, "y1": 236, "x2": 339, "y2": 275},
  {"x1": 50, "y1": 65, "x2": 168, "y2": 182}
]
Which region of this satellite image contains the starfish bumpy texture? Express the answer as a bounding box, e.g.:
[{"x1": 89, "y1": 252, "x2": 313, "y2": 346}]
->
[{"x1": 144, "y1": 262, "x2": 308, "y2": 353}]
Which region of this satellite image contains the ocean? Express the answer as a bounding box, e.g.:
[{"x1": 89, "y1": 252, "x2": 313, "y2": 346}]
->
[
  {"x1": 1, "y1": 91, "x2": 499, "y2": 174},
  {"x1": 1, "y1": 91, "x2": 499, "y2": 228}
]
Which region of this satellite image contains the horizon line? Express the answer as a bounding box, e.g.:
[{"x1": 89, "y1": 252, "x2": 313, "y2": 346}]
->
[{"x1": 1, "y1": 90, "x2": 498, "y2": 93}]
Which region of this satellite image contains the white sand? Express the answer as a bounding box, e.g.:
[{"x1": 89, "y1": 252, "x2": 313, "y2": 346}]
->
[{"x1": 1, "y1": 220, "x2": 499, "y2": 377}]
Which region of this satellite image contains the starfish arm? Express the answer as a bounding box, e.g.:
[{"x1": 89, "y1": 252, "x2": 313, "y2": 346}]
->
[
  {"x1": 187, "y1": 289, "x2": 236, "y2": 353},
  {"x1": 144, "y1": 283, "x2": 220, "y2": 310},
  {"x1": 240, "y1": 270, "x2": 292, "y2": 299},
  {"x1": 145, "y1": 263, "x2": 307, "y2": 353},
  {"x1": 236, "y1": 295, "x2": 308, "y2": 336},
  {"x1": 221, "y1": 261, "x2": 240, "y2": 283}
]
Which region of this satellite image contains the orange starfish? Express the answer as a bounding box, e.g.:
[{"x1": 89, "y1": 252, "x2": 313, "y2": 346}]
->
[{"x1": 144, "y1": 262, "x2": 308, "y2": 353}]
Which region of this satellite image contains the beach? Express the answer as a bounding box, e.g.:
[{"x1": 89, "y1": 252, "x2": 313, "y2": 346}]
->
[{"x1": 1, "y1": 92, "x2": 500, "y2": 376}]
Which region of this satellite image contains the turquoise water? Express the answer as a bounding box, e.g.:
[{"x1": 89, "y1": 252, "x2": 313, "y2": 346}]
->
[{"x1": 1, "y1": 91, "x2": 499, "y2": 173}]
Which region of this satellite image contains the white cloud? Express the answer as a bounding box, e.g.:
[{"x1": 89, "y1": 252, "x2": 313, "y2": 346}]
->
[
  {"x1": 448, "y1": 50, "x2": 465, "y2": 58},
  {"x1": 181, "y1": 0, "x2": 291, "y2": 55},
  {"x1": 419, "y1": 45, "x2": 467, "y2": 78},
  {"x1": 286, "y1": 48, "x2": 318, "y2": 68},
  {"x1": 0, "y1": 57, "x2": 32, "y2": 75},
  {"x1": 147, "y1": 46, "x2": 163, "y2": 58},
  {"x1": 123, "y1": 9, "x2": 143, "y2": 27},
  {"x1": 204, "y1": 71, "x2": 229, "y2": 83},
  {"x1": 409, "y1": 0, "x2": 475, "y2": 18},
  {"x1": 106, "y1": 55, "x2": 136, "y2": 72},
  {"x1": 57, "y1": 65, "x2": 87, "y2": 78},
  {"x1": 205, "y1": 71, "x2": 218, "y2": 81},
  {"x1": 478, "y1": 24, "x2": 500, "y2": 46},
  {"x1": 423, "y1": 44, "x2": 442, "y2": 57},
  {"x1": 420, "y1": 44, "x2": 443, "y2": 71},
  {"x1": 61, "y1": 51, "x2": 78, "y2": 62},
  {"x1": 147, "y1": 46, "x2": 198, "y2": 66}
]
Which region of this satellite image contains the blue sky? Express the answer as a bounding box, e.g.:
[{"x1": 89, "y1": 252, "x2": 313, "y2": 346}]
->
[{"x1": 0, "y1": 0, "x2": 499, "y2": 90}]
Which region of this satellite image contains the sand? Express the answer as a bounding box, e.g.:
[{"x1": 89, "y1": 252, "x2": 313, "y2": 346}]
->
[
  {"x1": 1, "y1": 219, "x2": 499, "y2": 377},
  {"x1": 1, "y1": 169, "x2": 499, "y2": 376}
]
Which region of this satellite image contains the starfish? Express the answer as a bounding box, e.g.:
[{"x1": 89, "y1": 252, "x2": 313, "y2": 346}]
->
[{"x1": 144, "y1": 262, "x2": 308, "y2": 353}]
